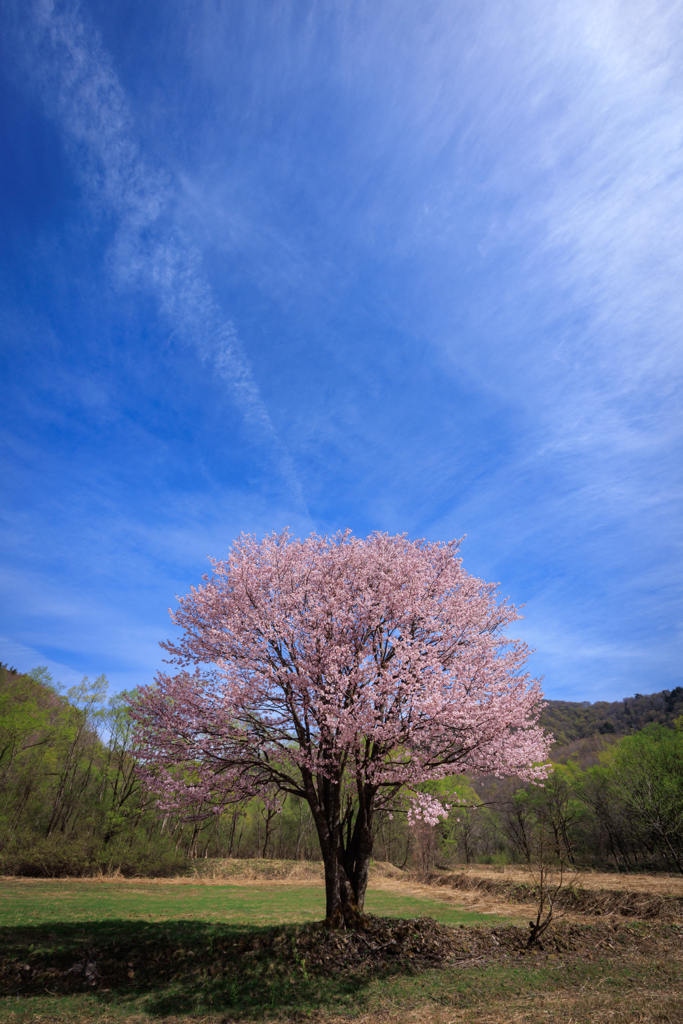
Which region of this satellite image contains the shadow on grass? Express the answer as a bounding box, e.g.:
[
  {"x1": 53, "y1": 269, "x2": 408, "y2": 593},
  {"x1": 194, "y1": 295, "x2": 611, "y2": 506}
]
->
[{"x1": 0, "y1": 919, "x2": 401, "y2": 1017}]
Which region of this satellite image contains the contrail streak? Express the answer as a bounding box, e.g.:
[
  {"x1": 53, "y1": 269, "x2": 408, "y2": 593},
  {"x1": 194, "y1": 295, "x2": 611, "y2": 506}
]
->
[{"x1": 10, "y1": 0, "x2": 307, "y2": 508}]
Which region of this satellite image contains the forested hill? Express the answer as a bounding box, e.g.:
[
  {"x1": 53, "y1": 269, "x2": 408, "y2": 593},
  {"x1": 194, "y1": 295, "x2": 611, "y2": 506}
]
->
[{"x1": 539, "y1": 687, "x2": 683, "y2": 746}]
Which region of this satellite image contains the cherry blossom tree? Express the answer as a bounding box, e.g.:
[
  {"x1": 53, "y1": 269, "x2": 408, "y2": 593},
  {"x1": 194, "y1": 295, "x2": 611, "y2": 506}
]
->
[{"x1": 131, "y1": 530, "x2": 550, "y2": 928}]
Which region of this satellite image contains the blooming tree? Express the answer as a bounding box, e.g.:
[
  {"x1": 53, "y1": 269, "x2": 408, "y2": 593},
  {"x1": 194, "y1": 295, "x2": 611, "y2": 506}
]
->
[{"x1": 131, "y1": 530, "x2": 550, "y2": 927}]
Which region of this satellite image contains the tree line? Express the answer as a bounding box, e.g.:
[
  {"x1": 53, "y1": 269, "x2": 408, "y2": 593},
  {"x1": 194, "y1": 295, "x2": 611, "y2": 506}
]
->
[
  {"x1": 394, "y1": 718, "x2": 683, "y2": 876},
  {"x1": 1, "y1": 662, "x2": 681, "y2": 876}
]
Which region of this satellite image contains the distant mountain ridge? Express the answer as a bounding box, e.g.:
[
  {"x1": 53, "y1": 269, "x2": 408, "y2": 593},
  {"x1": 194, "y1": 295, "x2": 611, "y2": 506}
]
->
[{"x1": 539, "y1": 687, "x2": 683, "y2": 747}]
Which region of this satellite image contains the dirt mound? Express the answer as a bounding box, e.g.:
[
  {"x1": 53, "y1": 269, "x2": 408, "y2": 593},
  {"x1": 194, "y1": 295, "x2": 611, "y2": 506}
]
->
[
  {"x1": 188, "y1": 857, "x2": 407, "y2": 885},
  {"x1": 369, "y1": 859, "x2": 408, "y2": 879},
  {"x1": 287, "y1": 915, "x2": 471, "y2": 975},
  {"x1": 410, "y1": 870, "x2": 683, "y2": 920},
  {"x1": 250, "y1": 916, "x2": 683, "y2": 978},
  {"x1": 3, "y1": 914, "x2": 681, "y2": 998}
]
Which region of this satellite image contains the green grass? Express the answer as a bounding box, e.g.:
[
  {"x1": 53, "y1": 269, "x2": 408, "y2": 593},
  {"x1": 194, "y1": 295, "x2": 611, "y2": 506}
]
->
[
  {"x1": 0, "y1": 878, "x2": 515, "y2": 928},
  {"x1": 0, "y1": 879, "x2": 680, "y2": 1023}
]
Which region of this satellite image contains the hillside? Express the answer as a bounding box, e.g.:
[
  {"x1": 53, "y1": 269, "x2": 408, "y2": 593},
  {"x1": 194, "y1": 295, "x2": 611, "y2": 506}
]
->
[{"x1": 539, "y1": 686, "x2": 683, "y2": 747}]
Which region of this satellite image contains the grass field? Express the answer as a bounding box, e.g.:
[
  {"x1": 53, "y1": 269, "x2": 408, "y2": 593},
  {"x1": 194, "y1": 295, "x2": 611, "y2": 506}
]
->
[
  {"x1": 1, "y1": 875, "x2": 681, "y2": 1023},
  {"x1": 0, "y1": 879, "x2": 516, "y2": 929}
]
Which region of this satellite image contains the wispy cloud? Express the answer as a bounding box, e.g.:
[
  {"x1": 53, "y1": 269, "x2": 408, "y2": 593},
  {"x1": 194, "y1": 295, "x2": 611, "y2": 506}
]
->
[
  {"x1": 2, "y1": 0, "x2": 681, "y2": 700},
  {"x1": 10, "y1": 0, "x2": 307, "y2": 510}
]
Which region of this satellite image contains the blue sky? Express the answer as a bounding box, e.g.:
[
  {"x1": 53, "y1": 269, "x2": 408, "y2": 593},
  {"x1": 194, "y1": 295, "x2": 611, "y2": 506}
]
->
[{"x1": 1, "y1": 0, "x2": 681, "y2": 702}]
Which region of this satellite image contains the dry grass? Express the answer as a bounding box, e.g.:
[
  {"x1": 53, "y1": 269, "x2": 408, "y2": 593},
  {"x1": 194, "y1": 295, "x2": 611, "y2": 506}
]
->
[
  {"x1": 4, "y1": 858, "x2": 680, "y2": 892},
  {"x1": 319, "y1": 988, "x2": 683, "y2": 1023},
  {"x1": 4, "y1": 991, "x2": 681, "y2": 1024},
  {"x1": 0, "y1": 860, "x2": 324, "y2": 887},
  {"x1": 408, "y1": 867, "x2": 683, "y2": 922},
  {"x1": 371, "y1": 875, "x2": 534, "y2": 921},
  {"x1": 450, "y1": 864, "x2": 683, "y2": 898}
]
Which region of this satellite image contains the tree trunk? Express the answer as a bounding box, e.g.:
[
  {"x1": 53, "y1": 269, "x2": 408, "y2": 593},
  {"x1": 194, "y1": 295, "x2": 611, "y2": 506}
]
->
[
  {"x1": 262, "y1": 808, "x2": 276, "y2": 858},
  {"x1": 339, "y1": 783, "x2": 375, "y2": 917},
  {"x1": 304, "y1": 772, "x2": 375, "y2": 930}
]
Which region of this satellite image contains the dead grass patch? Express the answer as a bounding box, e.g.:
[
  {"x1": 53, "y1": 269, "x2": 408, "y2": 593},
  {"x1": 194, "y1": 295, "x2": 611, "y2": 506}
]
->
[
  {"x1": 371, "y1": 876, "x2": 534, "y2": 922},
  {"x1": 318, "y1": 988, "x2": 683, "y2": 1024},
  {"x1": 409, "y1": 869, "x2": 683, "y2": 921},
  {"x1": 448, "y1": 864, "x2": 683, "y2": 897},
  {"x1": 0, "y1": 860, "x2": 325, "y2": 888}
]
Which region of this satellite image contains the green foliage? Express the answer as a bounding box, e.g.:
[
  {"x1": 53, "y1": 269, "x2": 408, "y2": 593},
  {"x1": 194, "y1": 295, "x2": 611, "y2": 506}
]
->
[
  {"x1": 539, "y1": 687, "x2": 683, "y2": 746},
  {"x1": 600, "y1": 725, "x2": 683, "y2": 873},
  {"x1": 0, "y1": 665, "x2": 190, "y2": 875},
  {"x1": 0, "y1": 664, "x2": 327, "y2": 874},
  {"x1": 1, "y1": 662, "x2": 682, "y2": 876}
]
